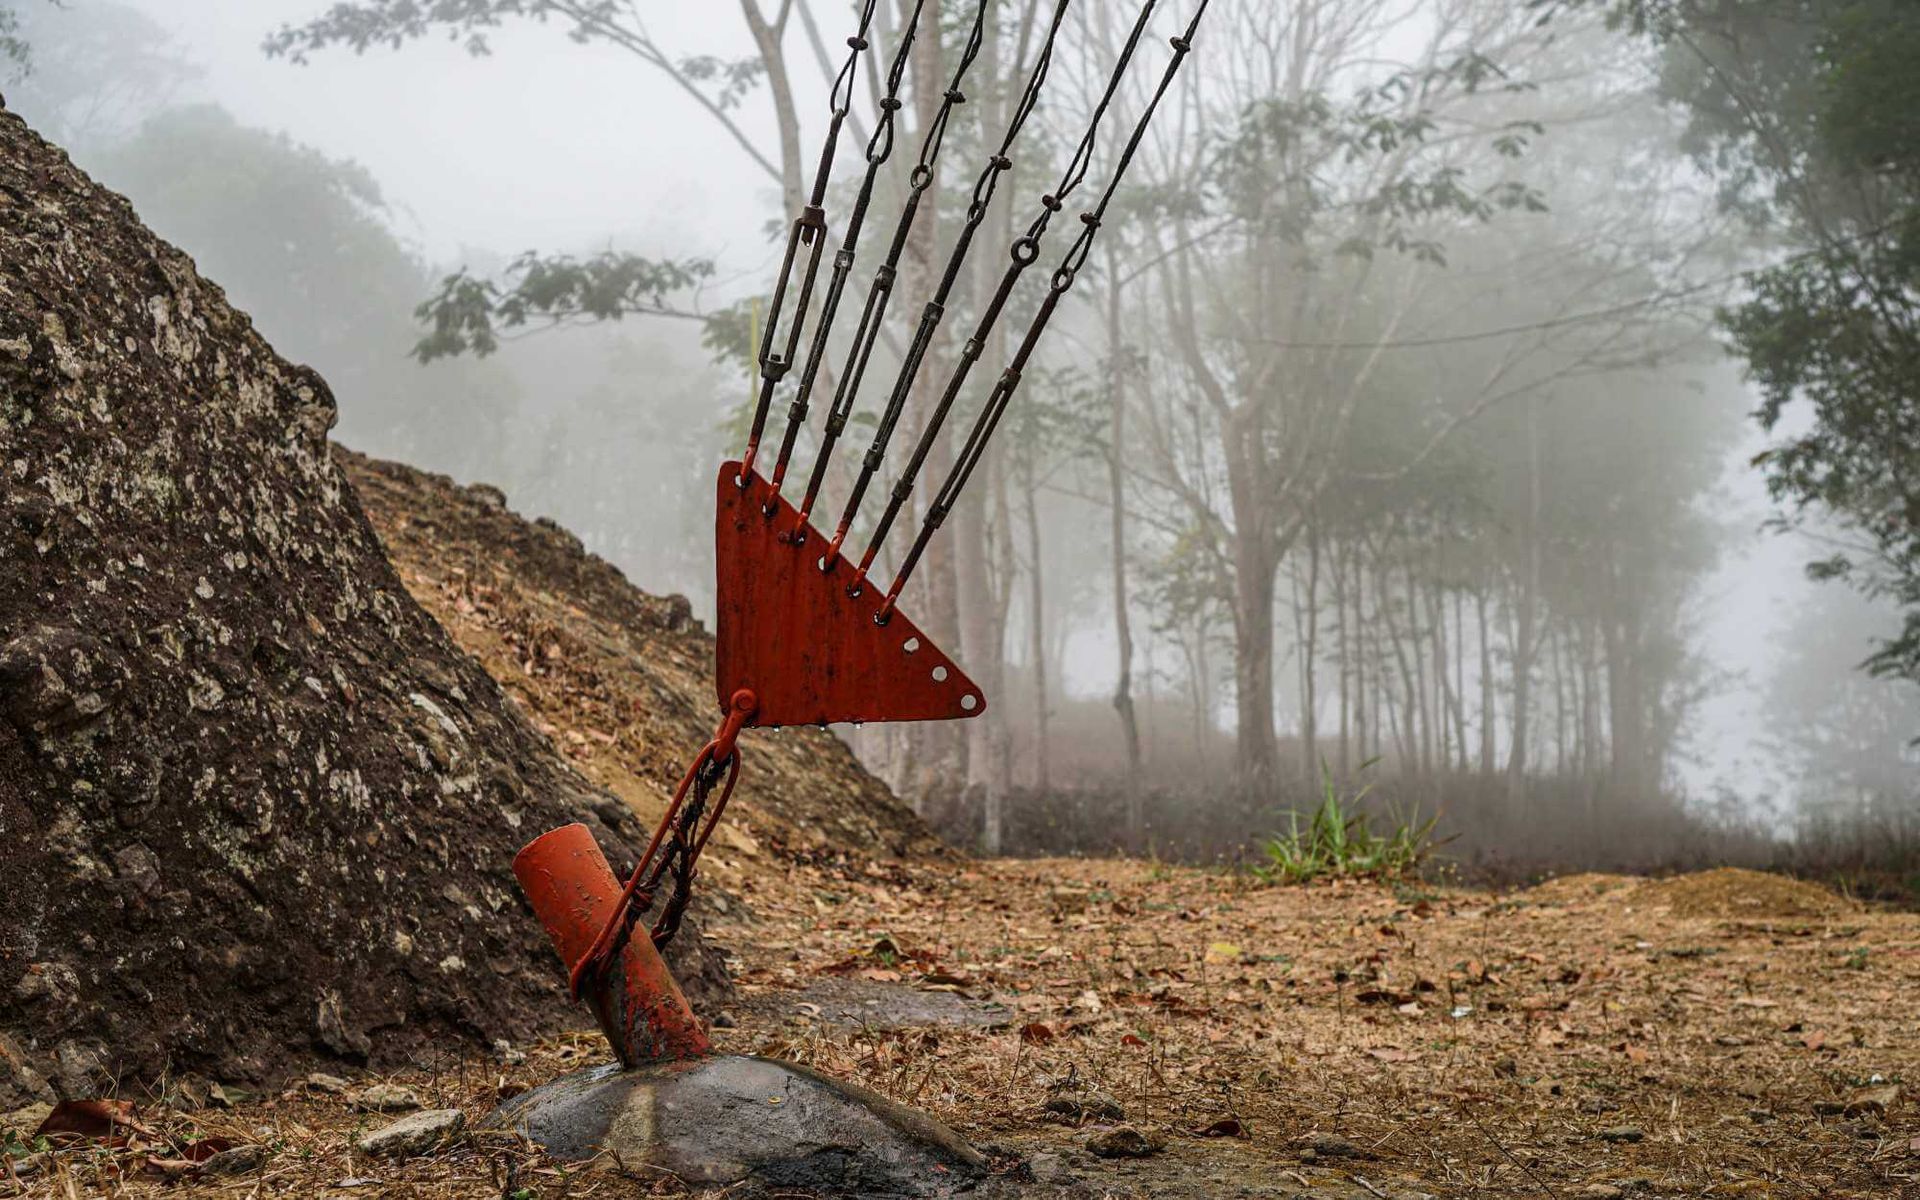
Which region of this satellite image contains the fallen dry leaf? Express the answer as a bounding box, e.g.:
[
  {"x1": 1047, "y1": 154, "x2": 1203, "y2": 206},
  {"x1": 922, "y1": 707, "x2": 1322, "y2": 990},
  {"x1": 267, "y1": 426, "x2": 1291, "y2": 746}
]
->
[{"x1": 35, "y1": 1099, "x2": 157, "y2": 1142}]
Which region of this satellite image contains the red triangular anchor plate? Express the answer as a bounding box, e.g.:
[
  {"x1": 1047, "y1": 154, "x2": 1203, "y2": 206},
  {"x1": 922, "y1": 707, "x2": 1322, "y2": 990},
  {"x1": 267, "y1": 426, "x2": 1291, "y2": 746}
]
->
[{"x1": 714, "y1": 462, "x2": 986, "y2": 728}]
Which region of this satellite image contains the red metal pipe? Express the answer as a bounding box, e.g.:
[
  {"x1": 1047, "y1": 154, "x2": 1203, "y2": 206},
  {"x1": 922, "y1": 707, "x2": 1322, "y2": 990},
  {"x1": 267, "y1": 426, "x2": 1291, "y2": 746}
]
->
[{"x1": 513, "y1": 823, "x2": 712, "y2": 1067}]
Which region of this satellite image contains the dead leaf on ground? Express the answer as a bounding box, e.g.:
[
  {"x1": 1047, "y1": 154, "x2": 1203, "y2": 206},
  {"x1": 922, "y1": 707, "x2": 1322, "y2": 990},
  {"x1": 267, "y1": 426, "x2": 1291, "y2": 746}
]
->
[
  {"x1": 35, "y1": 1099, "x2": 158, "y2": 1141},
  {"x1": 1196, "y1": 1116, "x2": 1249, "y2": 1138}
]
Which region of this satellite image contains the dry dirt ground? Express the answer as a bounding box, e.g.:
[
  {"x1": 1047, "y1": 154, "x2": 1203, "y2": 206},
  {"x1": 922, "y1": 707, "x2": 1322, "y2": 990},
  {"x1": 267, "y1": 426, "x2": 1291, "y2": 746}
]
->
[
  {"x1": 5, "y1": 459, "x2": 1914, "y2": 1198},
  {"x1": 5, "y1": 861, "x2": 1915, "y2": 1198}
]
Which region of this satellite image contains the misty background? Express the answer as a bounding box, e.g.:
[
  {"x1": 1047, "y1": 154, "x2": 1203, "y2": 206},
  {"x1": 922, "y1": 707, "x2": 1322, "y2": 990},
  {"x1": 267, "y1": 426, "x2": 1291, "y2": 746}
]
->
[{"x1": 4, "y1": 0, "x2": 1913, "y2": 879}]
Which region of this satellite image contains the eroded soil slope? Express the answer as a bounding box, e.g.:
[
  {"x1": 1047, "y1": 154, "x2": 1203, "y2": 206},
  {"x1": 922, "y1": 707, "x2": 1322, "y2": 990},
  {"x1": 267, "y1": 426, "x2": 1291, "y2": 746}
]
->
[{"x1": 338, "y1": 449, "x2": 944, "y2": 913}]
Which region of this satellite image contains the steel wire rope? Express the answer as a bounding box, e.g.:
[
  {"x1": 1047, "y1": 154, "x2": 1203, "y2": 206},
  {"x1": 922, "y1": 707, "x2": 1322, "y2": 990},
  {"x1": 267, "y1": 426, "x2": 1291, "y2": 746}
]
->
[
  {"x1": 835, "y1": 0, "x2": 1162, "y2": 579},
  {"x1": 760, "y1": 0, "x2": 940, "y2": 499},
  {"x1": 877, "y1": 0, "x2": 1214, "y2": 621},
  {"x1": 789, "y1": 0, "x2": 1060, "y2": 539},
  {"x1": 738, "y1": 0, "x2": 884, "y2": 481}
]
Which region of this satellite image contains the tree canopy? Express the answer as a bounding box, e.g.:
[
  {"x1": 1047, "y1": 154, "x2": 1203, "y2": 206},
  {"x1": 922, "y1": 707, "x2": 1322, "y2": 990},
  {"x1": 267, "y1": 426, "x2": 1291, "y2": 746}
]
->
[{"x1": 1606, "y1": 0, "x2": 1920, "y2": 682}]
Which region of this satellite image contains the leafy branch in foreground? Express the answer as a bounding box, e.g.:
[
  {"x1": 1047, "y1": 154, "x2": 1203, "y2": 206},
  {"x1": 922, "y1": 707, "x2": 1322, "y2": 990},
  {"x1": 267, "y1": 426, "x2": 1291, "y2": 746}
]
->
[
  {"x1": 1252, "y1": 763, "x2": 1440, "y2": 885},
  {"x1": 1, "y1": 7, "x2": 27, "y2": 71},
  {"x1": 412, "y1": 250, "x2": 714, "y2": 362}
]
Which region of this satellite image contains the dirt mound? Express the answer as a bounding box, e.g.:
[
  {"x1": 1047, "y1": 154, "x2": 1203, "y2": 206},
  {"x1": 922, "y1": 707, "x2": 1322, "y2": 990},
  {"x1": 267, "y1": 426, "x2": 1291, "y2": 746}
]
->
[
  {"x1": 338, "y1": 451, "x2": 944, "y2": 889},
  {"x1": 1522, "y1": 872, "x2": 1643, "y2": 904},
  {"x1": 0, "y1": 104, "x2": 720, "y2": 1103},
  {"x1": 1642, "y1": 867, "x2": 1849, "y2": 919}
]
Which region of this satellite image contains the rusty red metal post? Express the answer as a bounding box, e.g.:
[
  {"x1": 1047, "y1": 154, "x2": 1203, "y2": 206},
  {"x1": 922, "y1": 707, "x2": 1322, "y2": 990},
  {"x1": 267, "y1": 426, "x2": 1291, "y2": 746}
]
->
[{"x1": 513, "y1": 823, "x2": 711, "y2": 1067}]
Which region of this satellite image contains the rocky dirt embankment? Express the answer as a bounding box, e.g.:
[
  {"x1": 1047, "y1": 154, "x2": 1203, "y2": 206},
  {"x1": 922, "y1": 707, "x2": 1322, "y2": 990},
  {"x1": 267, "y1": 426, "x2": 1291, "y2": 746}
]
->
[
  {"x1": 338, "y1": 449, "x2": 946, "y2": 908},
  {"x1": 0, "y1": 101, "x2": 731, "y2": 1103}
]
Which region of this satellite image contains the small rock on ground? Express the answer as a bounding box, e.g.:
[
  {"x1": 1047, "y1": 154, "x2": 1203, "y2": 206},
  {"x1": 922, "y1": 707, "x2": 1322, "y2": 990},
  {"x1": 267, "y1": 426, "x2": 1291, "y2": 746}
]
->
[
  {"x1": 1300, "y1": 1132, "x2": 1374, "y2": 1160},
  {"x1": 1043, "y1": 1091, "x2": 1126, "y2": 1123},
  {"x1": 353, "y1": 1083, "x2": 422, "y2": 1113},
  {"x1": 1845, "y1": 1084, "x2": 1900, "y2": 1116},
  {"x1": 202, "y1": 1144, "x2": 269, "y2": 1175},
  {"x1": 1084, "y1": 1125, "x2": 1165, "y2": 1158},
  {"x1": 356, "y1": 1109, "x2": 465, "y2": 1158},
  {"x1": 1597, "y1": 1126, "x2": 1643, "y2": 1144},
  {"x1": 1026, "y1": 1151, "x2": 1080, "y2": 1185}
]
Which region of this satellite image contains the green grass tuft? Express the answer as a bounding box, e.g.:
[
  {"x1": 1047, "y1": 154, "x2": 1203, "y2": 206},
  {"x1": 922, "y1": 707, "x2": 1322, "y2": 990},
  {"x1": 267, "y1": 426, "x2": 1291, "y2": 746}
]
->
[{"x1": 1252, "y1": 760, "x2": 1438, "y2": 885}]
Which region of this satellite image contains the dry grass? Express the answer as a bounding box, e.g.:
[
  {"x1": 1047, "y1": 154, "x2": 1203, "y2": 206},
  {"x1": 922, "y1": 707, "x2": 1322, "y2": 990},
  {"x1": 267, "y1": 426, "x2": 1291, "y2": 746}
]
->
[{"x1": 9, "y1": 857, "x2": 1914, "y2": 1198}]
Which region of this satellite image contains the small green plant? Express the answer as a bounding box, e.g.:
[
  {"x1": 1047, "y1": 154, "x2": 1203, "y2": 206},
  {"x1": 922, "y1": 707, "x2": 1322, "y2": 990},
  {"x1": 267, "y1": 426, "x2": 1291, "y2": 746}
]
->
[{"x1": 1252, "y1": 761, "x2": 1438, "y2": 885}]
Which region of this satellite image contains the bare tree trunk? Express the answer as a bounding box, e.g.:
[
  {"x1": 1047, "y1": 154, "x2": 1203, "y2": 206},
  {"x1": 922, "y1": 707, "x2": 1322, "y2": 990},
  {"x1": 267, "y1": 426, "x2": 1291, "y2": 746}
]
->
[
  {"x1": 1104, "y1": 249, "x2": 1143, "y2": 835},
  {"x1": 1402, "y1": 556, "x2": 1430, "y2": 780},
  {"x1": 1476, "y1": 582, "x2": 1495, "y2": 775},
  {"x1": 1357, "y1": 552, "x2": 1372, "y2": 766},
  {"x1": 1299, "y1": 513, "x2": 1321, "y2": 785},
  {"x1": 1374, "y1": 548, "x2": 1417, "y2": 772},
  {"x1": 1335, "y1": 538, "x2": 1351, "y2": 777},
  {"x1": 1507, "y1": 398, "x2": 1543, "y2": 804},
  {"x1": 1450, "y1": 586, "x2": 1468, "y2": 771},
  {"x1": 740, "y1": 2, "x2": 805, "y2": 215},
  {"x1": 900, "y1": 7, "x2": 961, "y2": 807},
  {"x1": 1231, "y1": 536, "x2": 1280, "y2": 789},
  {"x1": 1184, "y1": 622, "x2": 1209, "y2": 767},
  {"x1": 1023, "y1": 460, "x2": 1050, "y2": 793}
]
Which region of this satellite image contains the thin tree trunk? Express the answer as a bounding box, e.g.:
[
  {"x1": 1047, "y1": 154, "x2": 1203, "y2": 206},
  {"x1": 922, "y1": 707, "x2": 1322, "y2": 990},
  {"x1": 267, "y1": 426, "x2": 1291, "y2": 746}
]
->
[
  {"x1": 1335, "y1": 538, "x2": 1351, "y2": 778},
  {"x1": 1104, "y1": 247, "x2": 1143, "y2": 832},
  {"x1": 1023, "y1": 461, "x2": 1050, "y2": 794},
  {"x1": 740, "y1": 2, "x2": 805, "y2": 216},
  {"x1": 1476, "y1": 583, "x2": 1495, "y2": 776},
  {"x1": 1403, "y1": 556, "x2": 1430, "y2": 780},
  {"x1": 1300, "y1": 513, "x2": 1321, "y2": 785},
  {"x1": 1507, "y1": 399, "x2": 1542, "y2": 804},
  {"x1": 901, "y1": 9, "x2": 961, "y2": 803}
]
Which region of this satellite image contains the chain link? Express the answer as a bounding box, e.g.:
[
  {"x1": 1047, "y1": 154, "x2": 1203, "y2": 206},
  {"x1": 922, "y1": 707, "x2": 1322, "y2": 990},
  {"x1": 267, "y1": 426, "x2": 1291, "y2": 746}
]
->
[
  {"x1": 852, "y1": 0, "x2": 1161, "y2": 586},
  {"x1": 879, "y1": 0, "x2": 1213, "y2": 618},
  {"x1": 811, "y1": 0, "x2": 1076, "y2": 560},
  {"x1": 739, "y1": 0, "x2": 884, "y2": 481},
  {"x1": 762, "y1": 0, "x2": 938, "y2": 500}
]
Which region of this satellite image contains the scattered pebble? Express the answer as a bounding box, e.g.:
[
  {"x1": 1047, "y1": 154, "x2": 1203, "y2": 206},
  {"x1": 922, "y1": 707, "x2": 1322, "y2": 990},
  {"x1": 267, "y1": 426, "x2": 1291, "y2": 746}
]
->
[
  {"x1": 354, "y1": 1108, "x2": 465, "y2": 1159},
  {"x1": 353, "y1": 1084, "x2": 422, "y2": 1113},
  {"x1": 2, "y1": 1102, "x2": 52, "y2": 1135},
  {"x1": 1300, "y1": 1131, "x2": 1374, "y2": 1160},
  {"x1": 1845, "y1": 1084, "x2": 1900, "y2": 1116},
  {"x1": 203, "y1": 1143, "x2": 270, "y2": 1175},
  {"x1": 1042, "y1": 1090, "x2": 1125, "y2": 1123},
  {"x1": 306, "y1": 1073, "x2": 350, "y2": 1095},
  {"x1": 1598, "y1": 1126, "x2": 1643, "y2": 1144},
  {"x1": 1084, "y1": 1125, "x2": 1164, "y2": 1159}
]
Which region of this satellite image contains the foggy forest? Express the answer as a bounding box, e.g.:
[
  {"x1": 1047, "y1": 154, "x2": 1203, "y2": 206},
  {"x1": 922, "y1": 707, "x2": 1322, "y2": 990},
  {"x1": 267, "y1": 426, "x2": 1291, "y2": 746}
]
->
[{"x1": 0, "y1": 0, "x2": 1916, "y2": 1197}]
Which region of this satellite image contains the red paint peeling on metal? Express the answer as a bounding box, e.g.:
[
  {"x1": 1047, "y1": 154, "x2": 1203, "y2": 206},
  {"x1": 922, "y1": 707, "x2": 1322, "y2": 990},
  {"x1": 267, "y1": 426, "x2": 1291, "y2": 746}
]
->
[
  {"x1": 714, "y1": 462, "x2": 986, "y2": 728},
  {"x1": 513, "y1": 823, "x2": 711, "y2": 1067}
]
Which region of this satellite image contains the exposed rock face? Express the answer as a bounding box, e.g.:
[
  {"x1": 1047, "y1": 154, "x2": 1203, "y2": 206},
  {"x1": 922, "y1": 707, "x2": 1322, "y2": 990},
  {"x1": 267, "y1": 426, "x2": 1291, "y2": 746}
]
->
[{"x1": 0, "y1": 103, "x2": 709, "y2": 1099}]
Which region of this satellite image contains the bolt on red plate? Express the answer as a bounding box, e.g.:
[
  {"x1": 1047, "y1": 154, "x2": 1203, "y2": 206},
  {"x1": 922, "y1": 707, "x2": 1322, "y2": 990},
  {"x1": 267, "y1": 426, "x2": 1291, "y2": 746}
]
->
[{"x1": 714, "y1": 462, "x2": 985, "y2": 728}]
